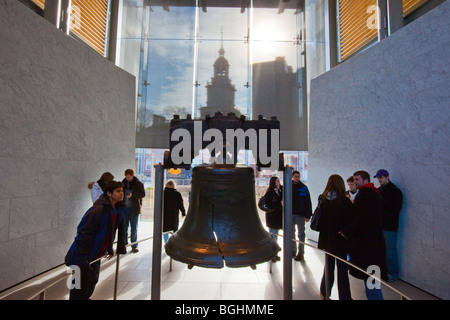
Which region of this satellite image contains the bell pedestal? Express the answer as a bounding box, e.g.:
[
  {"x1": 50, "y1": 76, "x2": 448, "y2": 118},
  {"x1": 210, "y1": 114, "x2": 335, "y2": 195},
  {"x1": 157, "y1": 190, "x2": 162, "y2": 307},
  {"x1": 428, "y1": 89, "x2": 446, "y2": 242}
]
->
[{"x1": 165, "y1": 164, "x2": 280, "y2": 268}]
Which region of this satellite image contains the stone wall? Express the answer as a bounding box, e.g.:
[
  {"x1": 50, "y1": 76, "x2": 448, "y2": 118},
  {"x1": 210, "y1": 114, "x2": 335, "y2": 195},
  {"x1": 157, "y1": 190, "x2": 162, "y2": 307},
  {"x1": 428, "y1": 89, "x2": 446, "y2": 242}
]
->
[
  {"x1": 0, "y1": 0, "x2": 136, "y2": 291},
  {"x1": 307, "y1": 1, "x2": 449, "y2": 299}
]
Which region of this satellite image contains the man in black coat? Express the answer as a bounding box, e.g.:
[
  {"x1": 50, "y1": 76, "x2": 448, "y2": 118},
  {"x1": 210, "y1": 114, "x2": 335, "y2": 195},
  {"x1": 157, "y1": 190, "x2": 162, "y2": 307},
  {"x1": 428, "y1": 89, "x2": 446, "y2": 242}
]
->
[
  {"x1": 347, "y1": 170, "x2": 387, "y2": 300},
  {"x1": 292, "y1": 170, "x2": 312, "y2": 261},
  {"x1": 122, "y1": 169, "x2": 146, "y2": 253},
  {"x1": 374, "y1": 169, "x2": 403, "y2": 282}
]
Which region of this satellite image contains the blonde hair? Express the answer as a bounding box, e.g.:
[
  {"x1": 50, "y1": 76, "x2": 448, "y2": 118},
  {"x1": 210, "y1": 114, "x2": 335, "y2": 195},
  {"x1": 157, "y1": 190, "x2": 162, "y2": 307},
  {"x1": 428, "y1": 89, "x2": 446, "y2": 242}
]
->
[{"x1": 165, "y1": 180, "x2": 176, "y2": 188}]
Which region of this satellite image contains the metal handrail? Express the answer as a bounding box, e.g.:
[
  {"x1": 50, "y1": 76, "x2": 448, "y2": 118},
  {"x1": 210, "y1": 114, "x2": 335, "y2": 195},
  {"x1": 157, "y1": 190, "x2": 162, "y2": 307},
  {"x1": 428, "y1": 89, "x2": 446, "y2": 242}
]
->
[
  {"x1": 271, "y1": 232, "x2": 411, "y2": 300},
  {"x1": 89, "y1": 231, "x2": 174, "y2": 300},
  {"x1": 91, "y1": 230, "x2": 411, "y2": 300},
  {"x1": 0, "y1": 232, "x2": 170, "y2": 300},
  {"x1": 89, "y1": 234, "x2": 165, "y2": 265},
  {"x1": 2, "y1": 230, "x2": 411, "y2": 300}
]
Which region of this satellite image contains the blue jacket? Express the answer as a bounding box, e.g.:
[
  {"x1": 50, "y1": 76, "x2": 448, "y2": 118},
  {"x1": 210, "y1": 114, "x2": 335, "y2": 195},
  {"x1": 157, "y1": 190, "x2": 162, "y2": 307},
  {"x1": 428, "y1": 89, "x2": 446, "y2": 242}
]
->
[
  {"x1": 292, "y1": 181, "x2": 312, "y2": 218},
  {"x1": 65, "y1": 194, "x2": 126, "y2": 268}
]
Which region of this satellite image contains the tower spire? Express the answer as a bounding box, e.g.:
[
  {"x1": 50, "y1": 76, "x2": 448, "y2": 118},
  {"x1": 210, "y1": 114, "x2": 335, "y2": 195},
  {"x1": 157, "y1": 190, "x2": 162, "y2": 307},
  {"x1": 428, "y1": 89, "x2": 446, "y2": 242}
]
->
[{"x1": 219, "y1": 26, "x2": 225, "y2": 56}]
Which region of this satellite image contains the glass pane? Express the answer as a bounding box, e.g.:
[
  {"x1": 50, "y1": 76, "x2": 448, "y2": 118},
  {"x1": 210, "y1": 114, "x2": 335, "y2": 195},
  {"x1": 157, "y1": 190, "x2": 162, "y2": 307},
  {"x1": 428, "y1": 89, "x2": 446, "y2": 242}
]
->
[
  {"x1": 195, "y1": 7, "x2": 250, "y2": 119},
  {"x1": 117, "y1": 0, "x2": 143, "y2": 78},
  {"x1": 136, "y1": 3, "x2": 196, "y2": 148},
  {"x1": 136, "y1": 39, "x2": 195, "y2": 148},
  {"x1": 145, "y1": 1, "x2": 196, "y2": 40},
  {"x1": 251, "y1": 6, "x2": 305, "y2": 150},
  {"x1": 198, "y1": 6, "x2": 248, "y2": 41}
]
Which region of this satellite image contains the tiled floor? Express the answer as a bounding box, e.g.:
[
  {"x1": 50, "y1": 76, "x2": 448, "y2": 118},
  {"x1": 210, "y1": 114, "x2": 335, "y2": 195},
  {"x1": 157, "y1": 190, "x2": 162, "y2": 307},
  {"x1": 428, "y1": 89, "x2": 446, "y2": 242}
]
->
[{"x1": 42, "y1": 221, "x2": 438, "y2": 300}]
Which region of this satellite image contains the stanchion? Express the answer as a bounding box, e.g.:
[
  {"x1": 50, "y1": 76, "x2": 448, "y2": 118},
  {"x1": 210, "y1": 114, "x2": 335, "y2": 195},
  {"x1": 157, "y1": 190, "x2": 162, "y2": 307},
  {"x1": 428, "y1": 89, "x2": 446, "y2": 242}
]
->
[
  {"x1": 151, "y1": 163, "x2": 164, "y2": 300},
  {"x1": 324, "y1": 255, "x2": 330, "y2": 299},
  {"x1": 283, "y1": 165, "x2": 293, "y2": 300},
  {"x1": 113, "y1": 254, "x2": 120, "y2": 300}
]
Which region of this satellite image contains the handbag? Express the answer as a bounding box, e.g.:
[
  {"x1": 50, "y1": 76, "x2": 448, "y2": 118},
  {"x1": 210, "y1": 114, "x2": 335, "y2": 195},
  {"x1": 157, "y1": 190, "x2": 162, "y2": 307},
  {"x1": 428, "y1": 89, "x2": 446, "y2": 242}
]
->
[
  {"x1": 310, "y1": 196, "x2": 323, "y2": 231},
  {"x1": 258, "y1": 195, "x2": 276, "y2": 213}
]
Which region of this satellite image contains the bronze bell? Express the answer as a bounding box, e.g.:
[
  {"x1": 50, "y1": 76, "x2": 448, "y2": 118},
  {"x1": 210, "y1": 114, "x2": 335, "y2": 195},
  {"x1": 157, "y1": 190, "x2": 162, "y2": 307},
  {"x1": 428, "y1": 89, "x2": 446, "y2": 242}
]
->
[{"x1": 165, "y1": 163, "x2": 280, "y2": 269}]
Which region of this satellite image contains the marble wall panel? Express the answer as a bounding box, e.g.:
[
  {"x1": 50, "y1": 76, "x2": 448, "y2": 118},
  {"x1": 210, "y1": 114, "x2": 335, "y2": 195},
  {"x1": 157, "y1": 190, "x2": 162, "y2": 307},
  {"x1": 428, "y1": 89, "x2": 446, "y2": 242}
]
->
[
  {"x1": 9, "y1": 195, "x2": 57, "y2": 240},
  {"x1": 34, "y1": 227, "x2": 71, "y2": 274},
  {"x1": 0, "y1": 0, "x2": 136, "y2": 291},
  {"x1": 0, "y1": 235, "x2": 36, "y2": 291},
  {"x1": 0, "y1": 199, "x2": 10, "y2": 243},
  {"x1": 433, "y1": 205, "x2": 450, "y2": 253},
  {"x1": 308, "y1": 1, "x2": 450, "y2": 299}
]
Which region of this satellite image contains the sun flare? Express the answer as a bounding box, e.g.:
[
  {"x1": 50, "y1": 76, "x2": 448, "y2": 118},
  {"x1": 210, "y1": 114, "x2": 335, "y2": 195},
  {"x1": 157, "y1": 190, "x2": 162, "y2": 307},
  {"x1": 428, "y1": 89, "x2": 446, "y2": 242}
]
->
[{"x1": 251, "y1": 22, "x2": 285, "y2": 63}]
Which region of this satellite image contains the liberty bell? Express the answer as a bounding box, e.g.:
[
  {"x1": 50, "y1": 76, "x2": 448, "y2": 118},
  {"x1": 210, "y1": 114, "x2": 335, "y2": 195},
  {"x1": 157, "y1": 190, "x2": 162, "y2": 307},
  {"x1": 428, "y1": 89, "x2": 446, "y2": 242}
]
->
[{"x1": 164, "y1": 113, "x2": 282, "y2": 268}]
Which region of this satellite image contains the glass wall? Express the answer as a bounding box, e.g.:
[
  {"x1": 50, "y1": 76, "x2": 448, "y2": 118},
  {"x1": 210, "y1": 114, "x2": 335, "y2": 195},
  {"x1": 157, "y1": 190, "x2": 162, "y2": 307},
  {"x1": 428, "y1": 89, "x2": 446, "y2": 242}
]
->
[
  {"x1": 304, "y1": 0, "x2": 327, "y2": 143},
  {"x1": 117, "y1": 1, "x2": 324, "y2": 221},
  {"x1": 136, "y1": 148, "x2": 308, "y2": 222},
  {"x1": 126, "y1": 0, "x2": 308, "y2": 151}
]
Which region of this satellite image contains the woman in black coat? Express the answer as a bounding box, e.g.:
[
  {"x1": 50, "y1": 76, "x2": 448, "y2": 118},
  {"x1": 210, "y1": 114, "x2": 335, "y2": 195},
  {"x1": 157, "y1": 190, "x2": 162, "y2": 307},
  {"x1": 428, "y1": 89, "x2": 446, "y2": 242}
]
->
[
  {"x1": 264, "y1": 176, "x2": 283, "y2": 262},
  {"x1": 163, "y1": 180, "x2": 186, "y2": 242},
  {"x1": 317, "y1": 174, "x2": 353, "y2": 300}
]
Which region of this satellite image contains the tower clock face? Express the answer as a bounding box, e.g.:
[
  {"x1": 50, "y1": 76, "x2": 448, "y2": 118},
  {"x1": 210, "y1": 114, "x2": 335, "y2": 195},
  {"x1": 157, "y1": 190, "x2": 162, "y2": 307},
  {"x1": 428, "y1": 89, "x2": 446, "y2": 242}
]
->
[{"x1": 214, "y1": 56, "x2": 229, "y2": 78}]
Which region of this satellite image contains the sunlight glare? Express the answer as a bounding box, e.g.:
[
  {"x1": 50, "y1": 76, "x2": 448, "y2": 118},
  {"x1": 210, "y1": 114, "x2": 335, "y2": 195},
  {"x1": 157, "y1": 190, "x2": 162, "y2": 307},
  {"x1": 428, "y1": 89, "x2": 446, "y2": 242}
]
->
[{"x1": 251, "y1": 22, "x2": 285, "y2": 63}]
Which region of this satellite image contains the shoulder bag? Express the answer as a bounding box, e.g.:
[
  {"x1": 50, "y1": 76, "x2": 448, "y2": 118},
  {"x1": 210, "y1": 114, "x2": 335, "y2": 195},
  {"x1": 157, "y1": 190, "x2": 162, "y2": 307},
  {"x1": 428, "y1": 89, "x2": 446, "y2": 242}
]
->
[
  {"x1": 310, "y1": 196, "x2": 323, "y2": 231},
  {"x1": 258, "y1": 195, "x2": 276, "y2": 213}
]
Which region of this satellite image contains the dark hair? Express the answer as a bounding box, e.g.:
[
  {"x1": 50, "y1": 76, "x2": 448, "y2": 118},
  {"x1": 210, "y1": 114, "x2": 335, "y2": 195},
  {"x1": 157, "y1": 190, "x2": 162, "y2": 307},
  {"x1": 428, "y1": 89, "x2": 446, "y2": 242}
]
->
[
  {"x1": 88, "y1": 172, "x2": 114, "y2": 190},
  {"x1": 104, "y1": 181, "x2": 124, "y2": 194},
  {"x1": 100, "y1": 172, "x2": 114, "y2": 183},
  {"x1": 322, "y1": 174, "x2": 347, "y2": 199},
  {"x1": 321, "y1": 174, "x2": 347, "y2": 204},
  {"x1": 353, "y1": 170, "x2": 370, "y2": 182},
  {"x1": 293, "y1": 170, "x2": 300, "y2": 176},
  {"x1": 124, "y1": 169, "x2": 134, "y2": 176},
  {"x1": 346, "y1": 176, "x2": 354, "y2": 183},
  {"x1": 266, "y1": 176, "x2": 280, "y2": 193}
]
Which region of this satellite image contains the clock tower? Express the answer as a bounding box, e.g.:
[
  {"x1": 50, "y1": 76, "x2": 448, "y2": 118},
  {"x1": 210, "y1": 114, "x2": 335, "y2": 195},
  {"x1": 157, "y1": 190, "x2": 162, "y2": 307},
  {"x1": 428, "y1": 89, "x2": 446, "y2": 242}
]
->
[{"x1": 200, "y1": 41, "x2": 240, "y2": 118}]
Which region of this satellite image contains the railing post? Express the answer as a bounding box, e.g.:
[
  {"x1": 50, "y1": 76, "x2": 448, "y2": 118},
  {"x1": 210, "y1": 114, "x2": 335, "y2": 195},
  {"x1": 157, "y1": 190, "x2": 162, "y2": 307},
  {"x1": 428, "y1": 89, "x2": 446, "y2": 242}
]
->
[
  {"x1": 151, "y1": 163, "x2": 164, "y2": 300},
  {"x1": 283, "y1": 165, "x2": 293, "y2": 300},
  {"x1": 113, "y1": 254, "x2": 121, "y2": 300},
  {"x1": 324, "y1": 253, "x2": 330, "y2": 299}
]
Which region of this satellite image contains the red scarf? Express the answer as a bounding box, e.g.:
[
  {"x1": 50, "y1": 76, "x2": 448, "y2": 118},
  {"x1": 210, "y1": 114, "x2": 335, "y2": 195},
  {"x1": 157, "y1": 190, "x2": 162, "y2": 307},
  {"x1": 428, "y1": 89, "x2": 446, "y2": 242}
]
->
[{"x1": 360, "y1": 182, "x2": 380, "y2": 194}]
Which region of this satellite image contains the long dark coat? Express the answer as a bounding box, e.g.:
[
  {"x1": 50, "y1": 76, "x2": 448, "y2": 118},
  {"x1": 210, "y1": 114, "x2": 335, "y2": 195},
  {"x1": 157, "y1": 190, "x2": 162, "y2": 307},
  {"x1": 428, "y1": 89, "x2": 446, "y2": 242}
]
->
[
  {"x1": 348, "y1": 184, "x2": 387, "y2": 281},
  {"x1": 264, "y1": 187, "x2": 283, "y2": 230},
  {"x1": 122, "y1": 176, "x2": 146, "y2": 215},
  {"x1": 163, "y1": 188, "x2": 186, "y2": 232},
  {"x1": 379, "y1": 181, "x2": 403, "y2": 231},
  {"x1": 317, "y1": 196, "x2": 353, "y2": 259}
]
